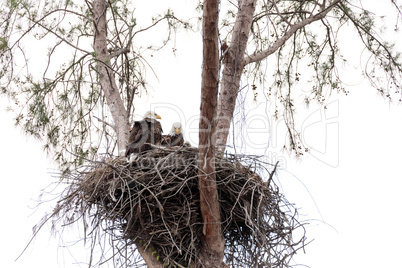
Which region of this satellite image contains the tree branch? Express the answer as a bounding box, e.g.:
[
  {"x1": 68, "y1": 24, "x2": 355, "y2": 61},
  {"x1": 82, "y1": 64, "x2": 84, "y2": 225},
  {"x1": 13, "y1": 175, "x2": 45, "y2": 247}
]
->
[
  {"x1": 243, "y1": 0, "x2": 341, "y2": 66},
  {"x1": 198, "y1": 0, "x2": 225, "y2": 266},
  {"x1": 215, "y1": 0, "x2": 257, "y2": 154},
  {"x1": 92, "y1": 0, "x2": 129, "y2": 154}
]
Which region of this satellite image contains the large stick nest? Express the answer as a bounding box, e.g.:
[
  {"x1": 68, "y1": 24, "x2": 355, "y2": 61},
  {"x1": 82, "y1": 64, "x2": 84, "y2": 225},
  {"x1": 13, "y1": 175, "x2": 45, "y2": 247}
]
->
[{"x1": 49, "y1": 147, "x2": 306, "y2": 267}]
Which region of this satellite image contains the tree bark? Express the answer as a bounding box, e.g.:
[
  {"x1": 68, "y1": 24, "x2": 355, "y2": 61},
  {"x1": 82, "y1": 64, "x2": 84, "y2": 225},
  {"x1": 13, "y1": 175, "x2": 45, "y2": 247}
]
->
[
  {"x1": 215, "y1": 0, "x2": 340, "y2": 154},
  {"x1": 93, "y1": 1, "x2": 162, "y2": 267},
  {"x1": 136, "y1": 244, "x2": 164, "y2": 268},
  {"x1": 198, "y1": 0, "x2": 225, "y2": 266},
  {"x1": 93, "y1": 0, "x2": 130, "y2": 156},
  {"x1": 215, "y1": 0, "x2": 257, "y2": 154},
  {"x1": 243, "y1": 1, "x2": 341, "y2": 65}
]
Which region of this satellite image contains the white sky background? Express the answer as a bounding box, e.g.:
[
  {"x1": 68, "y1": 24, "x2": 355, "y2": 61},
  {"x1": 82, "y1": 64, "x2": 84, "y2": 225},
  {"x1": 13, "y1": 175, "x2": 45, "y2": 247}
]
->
[{"x1": 1, "y1": 0, "x2": 402, "y2": 267}]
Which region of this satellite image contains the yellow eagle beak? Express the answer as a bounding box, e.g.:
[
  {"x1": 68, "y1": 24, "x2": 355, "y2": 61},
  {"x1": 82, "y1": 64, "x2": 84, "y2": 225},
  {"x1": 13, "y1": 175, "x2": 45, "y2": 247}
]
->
[
  {"x1": 175, "y1": 128, "x2": 180, "y2": 135},
  {"x1": 156, "y1": 114, "x2": 162, "y2": 119}
]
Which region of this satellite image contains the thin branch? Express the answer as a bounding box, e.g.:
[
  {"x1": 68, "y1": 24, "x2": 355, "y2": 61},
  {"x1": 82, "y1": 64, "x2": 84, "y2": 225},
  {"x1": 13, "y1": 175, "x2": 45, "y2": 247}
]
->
[
  {"x1": 93, "y1": 115, "x2": 115, "y2": 129},
  {"x1": 9, "y1": 8, "x2": 91, "y2": 54},
  {"x1": 243, "y1": 0, "x2": 342, "y2": 66},
  {"x1": 26, "y1": 18, "x2": 91, "y2": 55}
]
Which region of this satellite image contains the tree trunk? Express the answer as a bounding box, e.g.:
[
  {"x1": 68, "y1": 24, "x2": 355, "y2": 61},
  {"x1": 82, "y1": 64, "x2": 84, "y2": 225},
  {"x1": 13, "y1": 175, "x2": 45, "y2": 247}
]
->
[
  {"x1": 215, "y1": 0, "x2": 340, "y2": 154},
  {"x1": 198, "y1": 0, "x2": 225, "y2": 266},
  {"x1": 215, "y1": 0, "x2": 257, "y2": 154},
  {"x1": 136, "y1": 244, "x2": 164, "y2": 268},
  {"x1": 93, "y1": 1, "x2": 162, "y2": 267},
  {"x1": 93, "y1": 0, "x2": 130, "y2": 156}
]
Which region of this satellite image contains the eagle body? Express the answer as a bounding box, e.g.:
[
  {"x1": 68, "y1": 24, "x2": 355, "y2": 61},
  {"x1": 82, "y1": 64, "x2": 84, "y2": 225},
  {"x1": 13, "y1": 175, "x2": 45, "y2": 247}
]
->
[
  {"x1": 161, "y1": 133, "x2": 184, "y2": 147},
  {"x1": 161, "y1": 122, "x2": 184, "y2": 147},
  {"x1": 125, "y1": 112, "x2": 162, "y2": 157}
]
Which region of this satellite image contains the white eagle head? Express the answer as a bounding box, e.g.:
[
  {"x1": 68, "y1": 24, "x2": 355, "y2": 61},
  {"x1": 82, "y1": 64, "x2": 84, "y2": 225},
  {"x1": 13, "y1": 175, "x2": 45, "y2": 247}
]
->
[
  {"x1": 169, "y1": 122, "x2": 183, "y2": 135},
  {"x1": 144, "y1": 111, "x2": 162, "y2": 120}
]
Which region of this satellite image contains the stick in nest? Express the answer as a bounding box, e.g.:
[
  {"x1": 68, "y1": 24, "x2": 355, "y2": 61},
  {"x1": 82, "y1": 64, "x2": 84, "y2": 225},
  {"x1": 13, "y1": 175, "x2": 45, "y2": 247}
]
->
[{"x1": 30, "y1": 146, "x2": 307, "y2": 267}]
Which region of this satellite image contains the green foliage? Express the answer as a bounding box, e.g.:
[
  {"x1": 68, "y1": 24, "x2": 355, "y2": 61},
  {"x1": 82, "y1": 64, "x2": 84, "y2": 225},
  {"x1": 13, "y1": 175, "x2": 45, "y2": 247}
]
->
[
  {"x1": 0, "y1": 0, "x2": 192, "y2": 175},
  {"x1": 338, "y1": 2, "x2": 402, "y2": 98},
  {"x1": 220, "y1": 0, "x2": 402, "y2": 155},
  {"x1": 0, "y1": 37, "x2": 7, "y2": 51},
  {"x1": 1, "y1": 0, "x2": 401, "y2": 169}
]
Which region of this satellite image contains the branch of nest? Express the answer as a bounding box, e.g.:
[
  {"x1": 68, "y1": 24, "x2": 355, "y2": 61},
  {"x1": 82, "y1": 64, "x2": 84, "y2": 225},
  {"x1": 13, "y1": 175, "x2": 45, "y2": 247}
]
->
[{"x1": 36, "y1": 146, "x2": 306, "y2": 267}]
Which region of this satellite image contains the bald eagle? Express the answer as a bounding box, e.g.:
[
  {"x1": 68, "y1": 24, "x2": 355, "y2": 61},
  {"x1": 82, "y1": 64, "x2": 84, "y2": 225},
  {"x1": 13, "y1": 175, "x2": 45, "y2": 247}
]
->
[
  {"x1": 161, "y1": 122, "x2": 184, "y2": 147},
  {"x1": 125, "y1": 111, "x2": 163, "y2": 157}
]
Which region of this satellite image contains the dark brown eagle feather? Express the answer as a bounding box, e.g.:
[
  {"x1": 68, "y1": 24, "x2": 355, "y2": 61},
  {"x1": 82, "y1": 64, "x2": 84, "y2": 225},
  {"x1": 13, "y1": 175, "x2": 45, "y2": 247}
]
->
[
  {"x1": 161, "y1": 133, "x2": 184, "y2": 147},
  {"x1": 125, "y1": 118, "x2": 162, "y2": 156}
]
